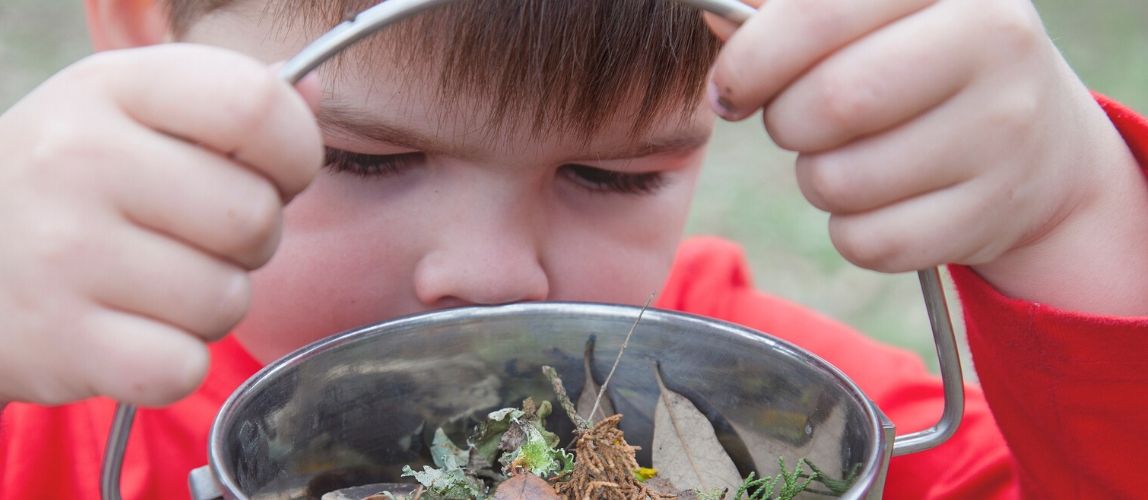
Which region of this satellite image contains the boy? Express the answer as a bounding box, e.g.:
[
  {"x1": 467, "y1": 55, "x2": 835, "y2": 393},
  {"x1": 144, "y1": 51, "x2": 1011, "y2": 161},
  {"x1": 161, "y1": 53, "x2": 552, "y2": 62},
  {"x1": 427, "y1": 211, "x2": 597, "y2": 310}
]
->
[{"x1": 2, "y1": 0, "x2": 1147, "y2": 498}]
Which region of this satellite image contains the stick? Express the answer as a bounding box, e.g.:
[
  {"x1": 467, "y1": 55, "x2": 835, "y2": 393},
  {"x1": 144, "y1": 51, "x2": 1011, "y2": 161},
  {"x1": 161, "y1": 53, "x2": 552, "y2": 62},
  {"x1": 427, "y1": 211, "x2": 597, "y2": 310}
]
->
[{"x1": 589, "y1": 292, "x2": 655, "y2": 423}]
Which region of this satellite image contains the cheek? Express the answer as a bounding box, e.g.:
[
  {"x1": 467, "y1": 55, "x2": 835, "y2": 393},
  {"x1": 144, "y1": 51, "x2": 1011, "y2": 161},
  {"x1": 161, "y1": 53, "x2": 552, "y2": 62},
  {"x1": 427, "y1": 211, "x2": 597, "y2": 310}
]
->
[
  {"x1": 546, "y1": 169, "x2": 700, "y2": 303},
  {"x1": 231, "y1": 173, "x2": 429, "y2": 362}
]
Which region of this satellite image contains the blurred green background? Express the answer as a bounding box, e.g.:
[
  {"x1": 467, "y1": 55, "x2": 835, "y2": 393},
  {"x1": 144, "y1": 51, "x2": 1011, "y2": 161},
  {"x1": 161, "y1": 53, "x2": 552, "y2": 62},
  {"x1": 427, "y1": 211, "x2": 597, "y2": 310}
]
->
[{"x1": 2, "y1": 1, "x2": 1145, "y2": 372}]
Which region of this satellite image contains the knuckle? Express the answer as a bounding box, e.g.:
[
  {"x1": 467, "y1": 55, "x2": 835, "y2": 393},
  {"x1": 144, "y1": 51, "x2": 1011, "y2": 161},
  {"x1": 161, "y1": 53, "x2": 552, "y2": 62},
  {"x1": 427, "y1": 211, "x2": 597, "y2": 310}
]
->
[
  {"x1": 791, "y1": 0, "x2": 846, "y2": 41},
  {"x1": 225, "y1": 181, "x2": 283, "y2": 265},
  {"x1": 226, "y1": 69, "x2": 283, "y2": 148},
  {"x1": 133, "y1": 351, "x2": 209, "y2": 406},
  {"x1": 294, "y1": 123, "x2": 325, "y2": 188},
  {"x1": 167, "y1": 344, "x2": 211, "y2": 404},
  {"x1": 814, "y1": 73, "x2": 876, "y2": 134},
  {"x1": 985, "y1": 90, "x2": 1040, "y2": 134},
  {"x1": 33, "y1": 214, "x2": 98, "y2": 272},
  {"x1": 828, "y1": 217, "x2": 904, "y2": 272},
  {"x1": 209, "y1": 271, "x2": 251, "y2": 338},
  {"x1": 29, "y1": 121, "x2": 100, "y2": 173},
  {"x1": 982, "y1": 1, "x2": 1043, "y2": 57},
  {"x1": 62, "y1": 52, "x2": 120, "y2": 84},
  {"x1": 0, "y1": 348, "x2": 78, "y2": 405},
  {"x1": 110, "y1": 337, "x2": 210, "y2": 407},
  {"x1": 763, "y1": 107, "x2": 813, "y2": 152},
  {"x1": 796, "y1": 154, "x2": 851, "y2": 212},
  {"x1": 18, "y1": 380, "x2": 80, "y2": 406}
]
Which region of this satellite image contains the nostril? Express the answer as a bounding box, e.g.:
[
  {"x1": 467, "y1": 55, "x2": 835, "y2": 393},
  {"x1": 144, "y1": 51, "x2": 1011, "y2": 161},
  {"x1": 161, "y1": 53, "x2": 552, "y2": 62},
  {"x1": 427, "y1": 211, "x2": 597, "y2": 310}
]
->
[
  {"x1": 428, "y1": 297, "x2": 476, "y2": 310},
  {"x1": 429, "y1": 296, "x2": 544, "y2": 311},
  {"x1": 413, "y1": 251, "x2": 550, "y2": 308}
]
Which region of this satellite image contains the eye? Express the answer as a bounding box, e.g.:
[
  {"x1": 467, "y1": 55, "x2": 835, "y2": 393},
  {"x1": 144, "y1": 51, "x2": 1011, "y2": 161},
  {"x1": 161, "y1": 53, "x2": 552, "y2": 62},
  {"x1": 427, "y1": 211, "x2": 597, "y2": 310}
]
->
[
  {"x1": 560, "y1": 164, "x2": 666, "y2": 195},
  {"x1": 324, "y1": 147, "x2": 425, "y2": 177}
]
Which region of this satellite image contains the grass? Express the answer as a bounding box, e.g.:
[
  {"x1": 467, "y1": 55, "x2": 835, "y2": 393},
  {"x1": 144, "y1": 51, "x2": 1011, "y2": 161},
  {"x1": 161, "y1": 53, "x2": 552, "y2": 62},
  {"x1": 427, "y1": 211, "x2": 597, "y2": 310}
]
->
[{"x1": 1, "y1": 0, "x2": 1144, "y2": 372}]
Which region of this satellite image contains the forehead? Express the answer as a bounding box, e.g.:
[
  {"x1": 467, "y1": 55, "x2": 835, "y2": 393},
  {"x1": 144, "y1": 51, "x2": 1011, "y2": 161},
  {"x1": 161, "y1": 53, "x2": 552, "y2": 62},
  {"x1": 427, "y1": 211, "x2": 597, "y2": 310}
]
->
[
  {"x1": 319, "y1": 80, "x2": 714, "y2": 163},
  {"x1": 185, "y1": 0, "x2": 720, "y2": 142}
]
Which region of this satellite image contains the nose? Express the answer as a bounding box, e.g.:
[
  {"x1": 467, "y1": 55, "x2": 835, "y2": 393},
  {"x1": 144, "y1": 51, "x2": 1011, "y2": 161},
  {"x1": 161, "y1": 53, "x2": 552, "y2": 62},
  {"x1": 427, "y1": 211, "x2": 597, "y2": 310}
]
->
[{"x1": 413, "y1": 192, "x2": 550, "y2": 308}]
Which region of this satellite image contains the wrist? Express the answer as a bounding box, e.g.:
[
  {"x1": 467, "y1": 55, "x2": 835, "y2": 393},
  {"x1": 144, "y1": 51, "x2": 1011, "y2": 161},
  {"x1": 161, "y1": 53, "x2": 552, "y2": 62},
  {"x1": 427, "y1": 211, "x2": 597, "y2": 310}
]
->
[{"x1": 973, "y1": 91, "x2": 1148, "y2": 316}]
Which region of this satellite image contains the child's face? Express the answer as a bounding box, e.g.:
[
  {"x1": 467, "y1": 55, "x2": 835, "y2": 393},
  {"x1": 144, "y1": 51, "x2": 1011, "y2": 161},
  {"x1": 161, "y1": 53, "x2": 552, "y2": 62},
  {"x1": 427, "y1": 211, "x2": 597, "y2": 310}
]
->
[{"x1": 183, "y1": 5, "x2": 715, "y2": 362}]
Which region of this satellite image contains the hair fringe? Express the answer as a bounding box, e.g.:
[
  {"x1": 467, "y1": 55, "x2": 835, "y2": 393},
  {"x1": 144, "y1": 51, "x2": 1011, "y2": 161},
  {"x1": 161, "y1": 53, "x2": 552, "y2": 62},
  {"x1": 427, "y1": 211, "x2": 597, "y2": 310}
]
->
[{"x1": 162, "y1": 0, "x2": 719, "y2": 140}]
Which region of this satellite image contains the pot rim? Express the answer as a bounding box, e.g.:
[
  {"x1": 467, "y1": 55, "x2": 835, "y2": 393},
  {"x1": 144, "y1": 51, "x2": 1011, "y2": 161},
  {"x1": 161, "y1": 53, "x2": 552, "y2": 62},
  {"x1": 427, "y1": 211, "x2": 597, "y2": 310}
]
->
[{"x1": 206, "y1": 301, "x2": 889, "y2": 499}]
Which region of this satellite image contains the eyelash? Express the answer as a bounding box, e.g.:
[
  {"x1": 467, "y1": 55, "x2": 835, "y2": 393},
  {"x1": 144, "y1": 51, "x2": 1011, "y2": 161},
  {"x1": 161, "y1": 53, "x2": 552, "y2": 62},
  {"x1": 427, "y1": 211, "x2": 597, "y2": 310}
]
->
[
  {"x1": 325, "y1": 148, "x2": 665, "y2": 195},
  {"x1": 560, "y1": 165, "x2": 666, "y2": 195},
  {"x1": 324, "y1": 148, "x2": 424, "y2": 177}
]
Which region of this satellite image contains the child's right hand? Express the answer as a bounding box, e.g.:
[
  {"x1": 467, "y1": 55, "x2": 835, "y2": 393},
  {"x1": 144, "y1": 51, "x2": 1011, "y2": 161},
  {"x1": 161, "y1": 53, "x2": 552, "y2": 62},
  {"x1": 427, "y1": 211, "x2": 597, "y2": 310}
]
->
[{"x1": 0, "y1": 44, "x2": 323, "y2": 407}]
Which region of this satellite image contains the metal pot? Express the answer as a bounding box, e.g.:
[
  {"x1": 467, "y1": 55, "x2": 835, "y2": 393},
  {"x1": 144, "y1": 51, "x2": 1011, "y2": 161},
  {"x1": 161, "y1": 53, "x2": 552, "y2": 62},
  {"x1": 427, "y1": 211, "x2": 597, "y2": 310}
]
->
[{"x1": 189, "y1": 274, "x2": 960, "y2": 500}]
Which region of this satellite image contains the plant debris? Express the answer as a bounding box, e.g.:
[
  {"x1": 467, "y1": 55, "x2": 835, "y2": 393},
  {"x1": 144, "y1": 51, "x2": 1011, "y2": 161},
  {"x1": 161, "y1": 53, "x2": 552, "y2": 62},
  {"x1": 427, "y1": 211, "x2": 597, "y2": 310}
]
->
[
  {"x1": 366, "y1": 366, "x2": 856, "y2": 499},
  {"x1": 355, "y1": 304, "x2": 857, "y2": 499},
  {"x1": 575, "y1": 336, "x2": 615, "y2": 424},
  {"x1": 493, "y1": 473, "x2": 561, "y2": 500},
  {"x1": 650, "y1": 363, "x2": 743, "y2": 495},
  {"x1": 554, "y1": 414, "x2": 673, "y2": 499},
  {"x1": 731, "y1": 458, "x2": 861, "y2": 500}
]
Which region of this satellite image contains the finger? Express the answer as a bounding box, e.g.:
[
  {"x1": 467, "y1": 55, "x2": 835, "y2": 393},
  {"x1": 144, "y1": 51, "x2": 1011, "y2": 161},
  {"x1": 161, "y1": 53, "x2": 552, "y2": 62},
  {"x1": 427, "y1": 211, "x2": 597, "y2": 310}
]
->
[
  {"x1": 107, "y1": 123, "x2": 285, "y2": 269},
  {"x1": 702, "y1": 0, "x2": 765, "y2": 41},
  {"x1": 295, "y1": 72, "x2": 324, "y2": 113},
  {"x1": 793, "y1": 94, "x2": 980, "y2": 215},
  {"x1": 795, "y1": 63, "x2": 1048, "y2": 216},
  {"x1": 73, "y1": 309, "x2": 210, "y2": 406},
  {"x1": 703, "y1": 12, "x2": 739, "y2": 41},
  {"x1": 765, "y1": 1, "x2": 973, "y2": 152},
  {"x1": 709, "y1": 0, "x2": 937, "y2": 120},
  {"x1": 827, "y1": 175, "x2": 1025, "y2": 273},
  {"x1": 271, "y1": 61, "x2": 323, "y2": 113},
  {"x1": 95, "y1": 44, "x2": 324, "y2": 201},
  {"x1": 84, "y1": 224, "x2": 250, "y2": 342}
]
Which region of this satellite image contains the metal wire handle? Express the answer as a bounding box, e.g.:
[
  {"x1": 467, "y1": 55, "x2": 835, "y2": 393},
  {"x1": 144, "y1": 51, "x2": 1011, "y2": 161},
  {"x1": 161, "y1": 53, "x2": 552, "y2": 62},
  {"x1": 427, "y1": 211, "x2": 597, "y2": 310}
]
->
[{"x1": 101, "y1": 0, "x2": 962, "y2": 497}]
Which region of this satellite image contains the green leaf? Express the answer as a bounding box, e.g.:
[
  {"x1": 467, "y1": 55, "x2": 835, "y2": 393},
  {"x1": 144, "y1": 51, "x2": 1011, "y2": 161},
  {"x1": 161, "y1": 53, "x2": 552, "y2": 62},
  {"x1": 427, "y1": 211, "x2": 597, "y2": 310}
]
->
[
  {"x1": 400, "y1": 465, "x2": 485, "y2": 499},
  {"x1": 468, "y1": 407, "x2": 521, "y2": 467},
  {"x1": 430, "y1": 428, "x2": 470, "y2": 471},
  {"x1": 498, "y1": 422, "x2": 573, "y2": 478}
]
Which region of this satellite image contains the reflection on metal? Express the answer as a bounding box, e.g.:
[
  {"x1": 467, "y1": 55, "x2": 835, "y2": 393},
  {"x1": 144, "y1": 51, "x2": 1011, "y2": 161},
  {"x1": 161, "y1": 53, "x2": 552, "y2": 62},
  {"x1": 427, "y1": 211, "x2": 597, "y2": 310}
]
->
[{"x1": 101, "y1": 403, "x2": 135, "y2": 500}]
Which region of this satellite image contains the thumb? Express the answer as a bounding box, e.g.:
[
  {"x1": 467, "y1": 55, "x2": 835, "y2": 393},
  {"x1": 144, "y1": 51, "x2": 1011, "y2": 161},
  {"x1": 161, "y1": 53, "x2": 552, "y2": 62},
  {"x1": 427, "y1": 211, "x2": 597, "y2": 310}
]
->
[
  {"x1": 702, "y1": 0, "x2": 766, "y2": 42},
  {"x1": 293, "y1": 72, "x2": 323, "y2": 113},
  {"x1": 268, "y1": 61, "x2": 323, "y2": 113}
]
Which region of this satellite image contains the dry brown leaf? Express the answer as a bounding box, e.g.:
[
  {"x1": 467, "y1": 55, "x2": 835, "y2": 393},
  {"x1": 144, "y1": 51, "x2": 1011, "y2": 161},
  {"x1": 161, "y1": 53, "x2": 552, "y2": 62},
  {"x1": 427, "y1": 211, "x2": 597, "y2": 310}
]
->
[
  {"x1": 492, "y1": 473, "x2": 561, "y2": 500},
  {"x1": 651, "y1": 365, "x2": 743, "y2": 494},
  {"x1": 730, "y1": 404, "x2": 848, "y2": 482},
  {"x1": 576, "y1": 337, "x2": 615, "y2": 423}
]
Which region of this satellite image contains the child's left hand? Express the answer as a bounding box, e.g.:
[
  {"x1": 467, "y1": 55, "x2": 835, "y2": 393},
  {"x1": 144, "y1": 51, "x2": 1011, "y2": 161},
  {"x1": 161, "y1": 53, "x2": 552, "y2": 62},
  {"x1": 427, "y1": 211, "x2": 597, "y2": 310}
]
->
[{"x1": 706, "y1": 0, "x2": 1148, "y2": 315}]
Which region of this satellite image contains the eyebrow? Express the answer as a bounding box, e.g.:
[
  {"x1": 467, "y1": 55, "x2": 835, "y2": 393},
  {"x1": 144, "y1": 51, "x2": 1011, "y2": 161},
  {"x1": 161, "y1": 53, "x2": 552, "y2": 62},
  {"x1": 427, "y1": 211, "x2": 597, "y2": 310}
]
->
[
  {"x1": 317, "y1": 105, "x2": 711, "y2": 161},
  {"x1": 318, "y1": 105, "x2": 469, "y2": 156}
]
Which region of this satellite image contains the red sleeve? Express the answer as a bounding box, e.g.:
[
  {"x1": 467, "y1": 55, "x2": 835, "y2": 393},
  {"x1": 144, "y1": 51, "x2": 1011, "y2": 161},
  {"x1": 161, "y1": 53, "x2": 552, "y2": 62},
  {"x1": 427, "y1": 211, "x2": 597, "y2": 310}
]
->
[
  {"x1": 0, "y1": 335, "x2": 261, "y2": 499},
  {"x1": 660, "y1": 238, "x2": 1017, "y2": 499},
  {"x1": 949, "y1": 93, "x2": 1148, "y2": 500}
]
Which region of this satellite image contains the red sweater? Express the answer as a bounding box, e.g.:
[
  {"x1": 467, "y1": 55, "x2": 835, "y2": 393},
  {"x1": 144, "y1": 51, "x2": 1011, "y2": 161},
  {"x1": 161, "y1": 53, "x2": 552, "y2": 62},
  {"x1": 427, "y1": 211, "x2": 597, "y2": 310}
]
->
[{"x1": 3, "y1": 97, "x2": 1147, "y2": 499}]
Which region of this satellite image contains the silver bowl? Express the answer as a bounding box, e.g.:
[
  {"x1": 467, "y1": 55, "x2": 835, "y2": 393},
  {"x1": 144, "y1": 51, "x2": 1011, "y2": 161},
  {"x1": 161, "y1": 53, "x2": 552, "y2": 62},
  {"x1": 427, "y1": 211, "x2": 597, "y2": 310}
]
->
[{"x1": 191, "y1": 303, "x2": 904, "y2": 499}]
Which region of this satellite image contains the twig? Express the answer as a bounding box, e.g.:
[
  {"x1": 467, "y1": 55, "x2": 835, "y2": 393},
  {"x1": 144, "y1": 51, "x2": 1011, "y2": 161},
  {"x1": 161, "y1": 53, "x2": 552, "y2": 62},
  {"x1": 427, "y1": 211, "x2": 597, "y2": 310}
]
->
[
  {"x1": 589, "y1": 292, "x2": 655, "y2": 423},
  {"x1": 542, "y1": 365, "x2": 588, "y2": 428}
]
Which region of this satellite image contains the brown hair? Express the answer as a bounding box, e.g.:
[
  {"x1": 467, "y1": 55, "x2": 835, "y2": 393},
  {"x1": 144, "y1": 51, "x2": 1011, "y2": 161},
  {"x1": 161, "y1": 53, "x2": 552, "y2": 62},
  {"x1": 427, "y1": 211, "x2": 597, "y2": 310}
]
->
[{"x1": 162, "y1": 0, "x2": 720, "y2": 139}]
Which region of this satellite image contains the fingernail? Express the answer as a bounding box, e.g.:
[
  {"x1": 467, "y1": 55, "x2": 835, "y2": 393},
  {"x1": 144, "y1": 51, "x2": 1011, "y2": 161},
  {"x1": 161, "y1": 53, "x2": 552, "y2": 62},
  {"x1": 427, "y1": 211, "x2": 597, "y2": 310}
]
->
[{"x1": 707, "y1": 81, "x2": 739, "y2": 120}]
